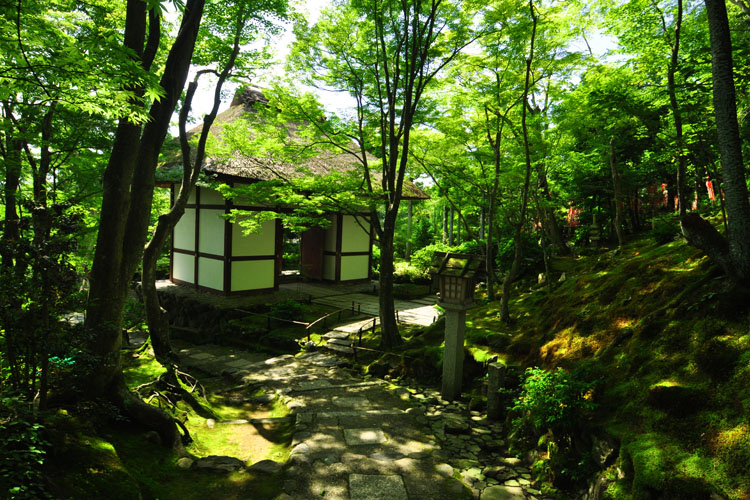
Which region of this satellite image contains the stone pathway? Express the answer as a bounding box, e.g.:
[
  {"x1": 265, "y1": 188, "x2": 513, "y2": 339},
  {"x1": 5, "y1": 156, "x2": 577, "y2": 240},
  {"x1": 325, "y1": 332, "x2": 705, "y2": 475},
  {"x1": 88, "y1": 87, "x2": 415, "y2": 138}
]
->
[{"x1": 173, "y1": 340, "x2": 552, "y2": 500}]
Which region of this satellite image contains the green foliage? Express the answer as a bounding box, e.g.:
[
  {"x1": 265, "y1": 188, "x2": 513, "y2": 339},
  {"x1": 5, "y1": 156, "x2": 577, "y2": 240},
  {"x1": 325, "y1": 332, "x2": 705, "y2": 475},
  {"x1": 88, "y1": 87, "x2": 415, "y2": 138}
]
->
[
  {"x1": 410, "y1": 243, "x2": 452, "y2": 271},
  {"x1": 511, "y1": 367, "x2": 598, "y2": 435},
  {"x1": 0, "y1": 398, "x2": 51, "y2": 499},
  {"x1": 269, "y1": 299, "x2": 309, "y2": 320},
  {"x1": 393, "y1": 261, "x2": 430, "y2": 284},
  {"x1": 505, "y1": 367, "x2": 599, "y2": 489}
]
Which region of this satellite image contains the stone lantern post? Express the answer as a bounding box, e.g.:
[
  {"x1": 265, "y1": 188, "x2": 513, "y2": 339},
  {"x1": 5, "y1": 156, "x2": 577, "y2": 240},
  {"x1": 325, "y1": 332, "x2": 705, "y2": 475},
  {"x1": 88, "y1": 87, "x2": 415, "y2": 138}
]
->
[{"x1": 431, "y1": 253, "x2": 484, "y2": 401}]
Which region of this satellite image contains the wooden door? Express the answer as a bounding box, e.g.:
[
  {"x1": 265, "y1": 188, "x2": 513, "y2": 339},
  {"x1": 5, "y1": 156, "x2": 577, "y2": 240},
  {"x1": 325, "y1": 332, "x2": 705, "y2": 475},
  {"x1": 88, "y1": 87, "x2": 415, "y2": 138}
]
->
[{"x1": 301, "y1": 227, "x2": 325, "y2": 280}]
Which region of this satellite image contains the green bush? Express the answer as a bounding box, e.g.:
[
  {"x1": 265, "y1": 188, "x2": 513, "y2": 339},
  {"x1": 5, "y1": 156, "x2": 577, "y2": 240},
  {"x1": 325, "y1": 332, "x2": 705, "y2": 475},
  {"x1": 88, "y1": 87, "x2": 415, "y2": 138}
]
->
[
  {"x1": 410, "y1": 243, "x2": 451, "y2": 272},
  {"x1": 269, "y1": 299, "x2": 309, "y2": 320},
  {"x1": 0, "y1": 398, "x2": 51, "y2": 499},
  {"x1": 507, "y1": 367, "x2": 599, "y2": 490},
  {"x1": 512, "y1": 367, "x2": 597, "y2": 434},
  {"x1": 393, "y1": 261, "x2": 430, "y2": 283}
]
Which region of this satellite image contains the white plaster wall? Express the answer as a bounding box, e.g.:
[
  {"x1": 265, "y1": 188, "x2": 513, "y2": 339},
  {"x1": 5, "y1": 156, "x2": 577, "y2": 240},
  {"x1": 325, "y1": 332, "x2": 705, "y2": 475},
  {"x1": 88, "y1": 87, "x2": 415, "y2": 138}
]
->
[
  {"x1": 323, "y1": 255, "x2": 336, "y2": 280},
  {"x1": 174, "y1": 208, "x2": 195, "y2": 251},
  {"x1": 231, "y1": 260, "x2": 275, "y2": 291},
  {"x1": 173, "y1": 253, "x2": 194, "y2": 283},
  {"x1": 340, "y1": 255, "x2": 369, "y2": 281},
  {"x1": 199, "y1": 187, "x2": 224, "y2": 205},
  {"x1": 324, "y1": 215, "x2": 337, "y2": 252},
  {"x1": 341, "y1": 215, "x2": 370, "y2": 253},
  {"x1": 232, "y1": 217, "x2": 276, "y2": 257},
  {"x1": 198, "y1": 209, "x2": 225, "y2": 256},
  {"x1": 198, "y1": 257, "x2": 223, "y2": 291},
  {"x1": 187, "y1": 187, "x2": 196, "y2": 204}
]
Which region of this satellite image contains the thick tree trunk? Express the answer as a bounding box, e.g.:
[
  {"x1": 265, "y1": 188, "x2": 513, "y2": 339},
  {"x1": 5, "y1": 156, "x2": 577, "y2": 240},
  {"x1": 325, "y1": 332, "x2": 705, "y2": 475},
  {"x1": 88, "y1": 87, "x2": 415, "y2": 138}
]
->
[
  {"x1": 697, "y1": 0, "x2": 750, "y2": 281},
  {"x1": 1, "y1": 127, "x2": 24, "y2": 389},
  {"x1": 84, "y1": 0, "x2": 205, "y2": 448},
  {"x1": 610, "y1": 138, "x2": 625, "y2": 247},
  {"x1": 681, "y1": 213, "x2": 733, "y2": 274}
]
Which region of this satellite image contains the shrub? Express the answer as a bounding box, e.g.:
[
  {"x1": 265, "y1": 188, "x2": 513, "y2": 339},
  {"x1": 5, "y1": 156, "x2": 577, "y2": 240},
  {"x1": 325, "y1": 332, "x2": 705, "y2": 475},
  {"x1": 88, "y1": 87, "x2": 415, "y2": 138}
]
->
[
  {"x1": 410, "y1": 243, "x2": 451, "y2": 272},
  {"x1": 393, "y1": 261, "x2": 430, "y2": 283},
  {"x1": 269, "y1": 299, "x2": 309, "y2": 320},
  {"x1": 0, "y1": 398, "x2": 51, "y2": 499},
  {"x1": 512, "y1": 367, "x2": 597, "y2": 436},
  {"x1": 507, "y1": 367, "x2": 599, "y2": 490}
]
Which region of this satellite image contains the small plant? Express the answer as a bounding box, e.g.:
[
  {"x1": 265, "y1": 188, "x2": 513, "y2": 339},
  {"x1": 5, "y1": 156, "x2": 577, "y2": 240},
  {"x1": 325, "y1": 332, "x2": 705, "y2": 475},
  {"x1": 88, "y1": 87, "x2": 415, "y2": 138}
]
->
[
  {"x1": 512, "y1": 367, "x2": 597, "y2": 434},
  {"x1": 507, "y1": 367, "x2": 599, "y2": 490},
  {"x1": 269, "y1": 299, "x2": 309, "y2": 321}
]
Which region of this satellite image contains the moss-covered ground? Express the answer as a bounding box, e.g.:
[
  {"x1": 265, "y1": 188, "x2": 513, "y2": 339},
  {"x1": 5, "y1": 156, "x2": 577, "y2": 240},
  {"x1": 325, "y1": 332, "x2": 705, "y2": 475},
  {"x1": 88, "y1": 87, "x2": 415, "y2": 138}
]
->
[
  {"x1": 356, "y1": 231, "x2": 750, "y2": 499},
  {"x1": 42, "y1": 349, "x2": 293, "y2": 499}
]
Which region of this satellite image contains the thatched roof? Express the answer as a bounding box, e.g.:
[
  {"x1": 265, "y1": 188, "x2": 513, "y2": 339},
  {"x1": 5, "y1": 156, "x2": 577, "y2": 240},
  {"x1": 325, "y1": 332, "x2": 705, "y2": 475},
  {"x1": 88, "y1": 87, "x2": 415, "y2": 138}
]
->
[{"x1": 158, "y1": 87, "x2": 429, "y2": 200}]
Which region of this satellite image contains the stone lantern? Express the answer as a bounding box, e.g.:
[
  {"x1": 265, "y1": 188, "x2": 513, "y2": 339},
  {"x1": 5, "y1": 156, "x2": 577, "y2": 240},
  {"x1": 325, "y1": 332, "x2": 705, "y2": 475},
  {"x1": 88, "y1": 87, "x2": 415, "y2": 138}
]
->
[{"x1": 431, "y1": 252, "x2": 484, "y2": 400}]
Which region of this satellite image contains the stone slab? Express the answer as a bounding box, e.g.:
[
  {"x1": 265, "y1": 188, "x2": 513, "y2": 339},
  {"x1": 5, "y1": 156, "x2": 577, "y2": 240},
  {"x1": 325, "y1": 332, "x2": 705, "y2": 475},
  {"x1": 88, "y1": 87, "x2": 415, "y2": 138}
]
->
[
  {"x1": 295, "y1": 380, "x2": 333, "y2": 391},
  {"x1": 226, "y1": 359, "x2": 255, "y2": 368},
  {"x1": 333, "y1": 396, "x2": 369, "y2": 409},
  {"x1": 187, "y1": 352, "x2": 213, "y2": 360},
  {"x1": 349, "y1": 474, "x2": 408, "y2": 500},
  {"x1": 317, "y1": 409, "x2": 403, "y2": 419},
  {"x1": 322, "y1": 331, "x2": 350, "y2": 340},
  {"x1": 344, "y1": 428, "x2": 387, "y2": 445},
  {"x1": 481, "y1": 485, "x2": 526, "y2": 500}
]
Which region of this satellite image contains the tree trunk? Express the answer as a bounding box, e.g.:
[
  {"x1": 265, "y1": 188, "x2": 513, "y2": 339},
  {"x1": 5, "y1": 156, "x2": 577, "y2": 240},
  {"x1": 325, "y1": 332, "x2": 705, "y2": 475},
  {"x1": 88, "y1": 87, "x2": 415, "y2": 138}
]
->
[
  {"x1": 442, "y1": 205, "x2": 448, "y2": 243},
  {"x1": 485, "y1": 203, "x2": 496, "y2": 300},
  {"x1": 83, "y1": 0, "x2": 205, "y2": 448},
  {"x1": 449, "y1": 206, "x2": 454, "y2": 246},
  {"x1": 405, "y1": 200, "x2": 413, "y2": 260},
  {"x1": 378, "y1": 212, "x2": 402, "y2": 348},
  {"x1": 143, "y1": 26, "x2": 240, "y2": 365},
  {"x1": 500, "y1": 0, "x2": 537, "y2": 323},
  {"x1": 610, "y1": 137, "x2": 625, "y2": 247},
  {"x1": 1, "y1": 125, "x2": 24, "y2": 389},
  {"x1": 499, "y1": 224, "x2": 524, "y2": 322},
  {"x1": 693, "y1": 0, "x2": 750, "y2": 281}
]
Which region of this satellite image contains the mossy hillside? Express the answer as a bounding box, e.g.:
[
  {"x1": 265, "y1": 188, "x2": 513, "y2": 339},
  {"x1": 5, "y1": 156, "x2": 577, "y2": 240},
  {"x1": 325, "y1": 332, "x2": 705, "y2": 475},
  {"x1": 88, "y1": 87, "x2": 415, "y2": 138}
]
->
[
  {"x1": 469, "y1": 235, "x2": 750, "y2": 498},
  {"x1": 362, "y1": 232, "x2": 748, "y2": 498}
]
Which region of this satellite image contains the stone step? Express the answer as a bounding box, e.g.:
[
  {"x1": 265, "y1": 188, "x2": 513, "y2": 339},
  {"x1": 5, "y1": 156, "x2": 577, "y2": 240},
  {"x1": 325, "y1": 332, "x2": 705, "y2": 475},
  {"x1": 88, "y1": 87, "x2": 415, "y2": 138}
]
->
[
  {"x1": 327, "y1": 337, "x2": 352, "y2": 346},
  {"x1": 322, "y1": 331, "x2": 350, "y2": 340},
  {"x1": 325, "y1": 343, "x2": 355, "y2": 354}
]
